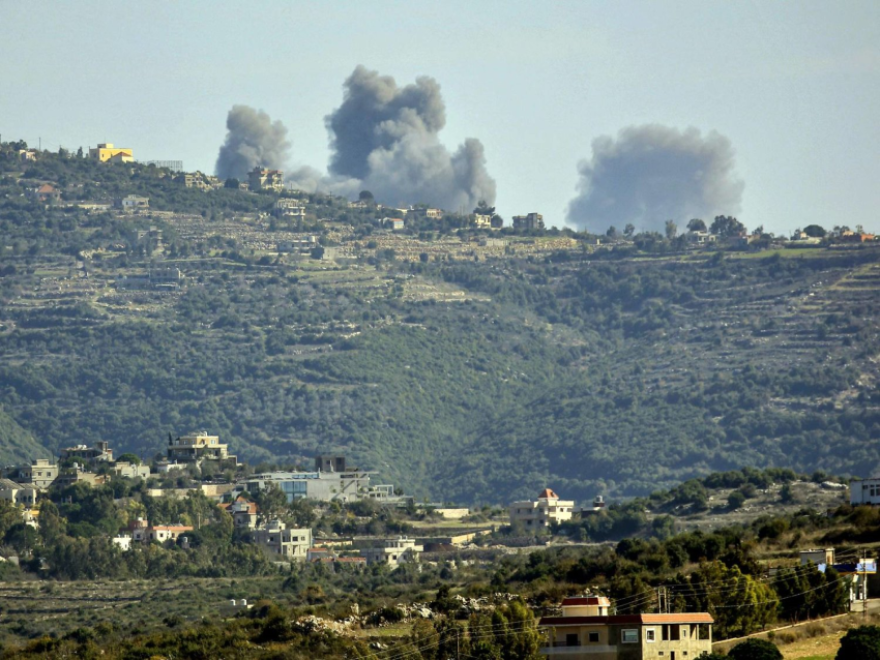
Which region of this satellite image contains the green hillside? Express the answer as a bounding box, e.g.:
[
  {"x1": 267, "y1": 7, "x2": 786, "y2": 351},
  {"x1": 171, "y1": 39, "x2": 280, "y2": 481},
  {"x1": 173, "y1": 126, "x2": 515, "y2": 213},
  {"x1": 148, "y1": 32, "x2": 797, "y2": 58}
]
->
[
  {"x1": 0, "y1": 405, "x2": 50, "y2": 465},
  {"x1": 1, "y1": 143, "x2": 879, "y2": 503}
]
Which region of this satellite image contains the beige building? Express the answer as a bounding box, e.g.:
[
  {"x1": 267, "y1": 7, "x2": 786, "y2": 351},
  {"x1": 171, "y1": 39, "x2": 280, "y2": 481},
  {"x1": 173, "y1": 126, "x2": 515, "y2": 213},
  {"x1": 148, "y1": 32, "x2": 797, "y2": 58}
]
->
[
  {"x1": 540, "y1": 596, "x2": 713, "y2": 659},
  {"x1": 60, "y1": 441, "x2": 113, "y2": 466},
  {"x1": 167, "y1": 431, "x2": 235, "y2": 464},
  {"x1": 17, "y1": 459, "x2": 58, "y2": 489},
  {"x1": 513, "y1": 212, "x2": 544, "y2": 230},
  {"x1": 0, "y1": 478, "x2": 38, "y2": 505},
  {"x1": 361, "y1": 537, "x2": 423, "y2": 567},
  {"x1": 509, "y1": 488, "x2": 574, "y2": 530},
  {"x1": 130, "y1": 518, "x2": 193, "y2": 544},
  {"x1": 251, "y1": 520, "x2": 311, "y2": 561}
]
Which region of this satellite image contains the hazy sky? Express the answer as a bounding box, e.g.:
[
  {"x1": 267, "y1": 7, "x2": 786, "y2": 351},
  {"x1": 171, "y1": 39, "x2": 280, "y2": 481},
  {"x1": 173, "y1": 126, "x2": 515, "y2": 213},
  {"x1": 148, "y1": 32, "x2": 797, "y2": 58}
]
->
[{"x1": 1, "y1": 1, "x2": 877, "y2": 234}]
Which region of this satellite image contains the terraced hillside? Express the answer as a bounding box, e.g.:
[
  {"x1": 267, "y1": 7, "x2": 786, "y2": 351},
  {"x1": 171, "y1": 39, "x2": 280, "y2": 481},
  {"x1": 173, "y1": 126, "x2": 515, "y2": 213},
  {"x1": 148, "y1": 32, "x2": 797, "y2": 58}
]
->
[{"x1": 1, "y1": 148, "x2": 879, "y2": 504}]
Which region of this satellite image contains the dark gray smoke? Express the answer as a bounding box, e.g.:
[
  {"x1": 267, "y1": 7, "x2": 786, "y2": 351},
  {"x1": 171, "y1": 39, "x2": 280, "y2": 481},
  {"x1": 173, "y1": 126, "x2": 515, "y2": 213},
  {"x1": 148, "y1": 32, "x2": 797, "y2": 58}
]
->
[
  {"x1": 566, "y1": 125, "x2": 744, "y2": 233},
  {"x1": 298, "y1": 65, "x2": 495, "y2": 210},
  {"x1": 215, "y1": 105, "x2": 292, "y2": 180}
]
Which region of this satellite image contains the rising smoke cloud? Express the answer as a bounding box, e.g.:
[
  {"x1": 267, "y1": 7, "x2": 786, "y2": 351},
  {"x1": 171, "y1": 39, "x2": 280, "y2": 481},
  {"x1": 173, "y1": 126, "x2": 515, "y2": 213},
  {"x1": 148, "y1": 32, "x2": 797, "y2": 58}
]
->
[
  {"x1": 566, "y1": 125, "x2": 744, "y2": 234},
  {"x1": 215, "y1": 105, "x2": 292, "y2": 180},
  {"x1": 289, "y1": 65, "x2": 496, "y2": 211}
]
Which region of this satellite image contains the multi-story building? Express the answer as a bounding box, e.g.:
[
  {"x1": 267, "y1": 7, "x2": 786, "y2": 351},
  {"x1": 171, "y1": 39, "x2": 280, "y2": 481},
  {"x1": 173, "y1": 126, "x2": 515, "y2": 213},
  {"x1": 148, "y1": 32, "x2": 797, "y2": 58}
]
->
[
  {"x1": 167, "y1": 431, "x2": 235, "y2": 464},
  {"x1": 509, "y1": 488, "x2": 575, "y2": 530},
  {"x1": 539, "y1": 595, "x2": 714, "y2": 659},
  {"x1": 112, "y1": 462, "x2": 151, "y2": 480},
  {"x1": 512, "y1": 212, "x2": 544, "y2": 231},
  {"x1": 16, "y1": 459, "x2": 59, "y2": 489},
  {"x1": 221, "y1": 499, "x2": 259, "y2": 530},
  {"x1": 235, "y1": 469, "x2": 373, "y2": 504},
  {"x1": 248, "y1": 167, "x2": 284, "y2": 192},
  {"x1": 360, "y1": 537, "x2": 423, "y2": 567},
  {"x1": 60, "y1": 441, "x2": 113, "y2": 466},
  {"x1": 89, "y1": 143, "x2": 134, "y2": 163},
  {"x1": 850, "y1": 476, "x2": 880, "y2": 505},
  {"x1": 251, "y1": 520, "x2": 311, "y2": 561},
  {"x1": 408, "y1": 207, "x2": 443, "y2": 220}
]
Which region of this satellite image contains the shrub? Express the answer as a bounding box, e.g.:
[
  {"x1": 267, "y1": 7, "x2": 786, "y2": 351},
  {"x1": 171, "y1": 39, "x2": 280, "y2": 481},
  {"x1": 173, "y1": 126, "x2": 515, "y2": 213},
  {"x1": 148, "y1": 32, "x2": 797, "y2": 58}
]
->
[{"x1": 728, "y1": 638, "x2": 783, "y2": 660}]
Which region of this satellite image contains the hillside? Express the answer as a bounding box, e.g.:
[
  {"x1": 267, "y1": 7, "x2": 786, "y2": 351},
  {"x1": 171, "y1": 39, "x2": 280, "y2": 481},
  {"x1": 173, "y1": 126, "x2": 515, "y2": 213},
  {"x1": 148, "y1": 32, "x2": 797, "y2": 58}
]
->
[{"x1": 1, "y1": 144, "x2": 879, "y2": 503}]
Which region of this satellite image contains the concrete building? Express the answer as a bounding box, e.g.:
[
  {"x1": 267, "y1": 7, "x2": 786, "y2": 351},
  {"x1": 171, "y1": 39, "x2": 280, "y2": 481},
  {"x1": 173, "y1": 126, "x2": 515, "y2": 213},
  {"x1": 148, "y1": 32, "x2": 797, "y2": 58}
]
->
[
  {"x1": 52, "y1": 469, "x2": 107, "y2": 489},
  {"x1": 114, "y1": 195, "x2": 149, "y2": 212},
  {"x1": 89, "y1": 143, "x2": 133, "y2": 163},
  {"x1": 509, "y1": 488, "x2": 575, "y2": 530},
  {"x1": 800, "y1": 548, "x2": 835, "y2": 567},
  {"x1": 112, "y1": 535, "x2": 133, "y2": 551},
  {"x1": 60, "y1": 441, "x2": 113, "y2": 466},
  {"x1": 251, "y1": 520, "x2": 311, "y2": 561},
  {"x1": 512, "y1": 212, "x2": 544, "y2": 231},
  {"x1": 850, "y1": 476, "x2": 880, "y2": 505},
  {"x1": 473, "y1": 213, "x2": 493, "y2": 229},
  {"x1": 235, "y1": 469, "x2": 373, "y2": 504},
  {"x1": 384, "y1": 217, "x2": 405, "y2": 231},
  {"x1": 167, "y1": 431, "x2": 235, "y2": 464},
  {"x1": 222, "y1": 499, "x2": 259, "y2": 530},
  {"x1": 0, "y1": 478, "x2": 38, "y2": 505},
  {"x1": 16, "y1": 459, "x2": 58, "y2": 489},
  {"x1": 408, "y1": 207, "x2": 443, "y2": 220},
  {"x1": 540, "y1": 596, "x2": 713, "y2": 659},
  {"x1": 361, "y1": 537, "x2": 423, "y2": 567},
  {"x1": 112, "y1": 462, "x2": 151, "y2": 480},
  {"x1": 30, "y1": 183, "x2": 61, "y2": 203},
  {"x1": 248, "y1": 167, "x2": 284, "y2": 192},
  {"x1": 277, "y1": 235, "x2": 318, "y2": 254}
]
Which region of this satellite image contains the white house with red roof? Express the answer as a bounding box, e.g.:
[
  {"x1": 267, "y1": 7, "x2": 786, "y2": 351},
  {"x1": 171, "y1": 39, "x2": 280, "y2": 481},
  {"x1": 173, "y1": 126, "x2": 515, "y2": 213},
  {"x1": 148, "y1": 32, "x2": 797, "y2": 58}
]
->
[{"x1": 508, "y1": 488, "x2": 575, "y2": 530}]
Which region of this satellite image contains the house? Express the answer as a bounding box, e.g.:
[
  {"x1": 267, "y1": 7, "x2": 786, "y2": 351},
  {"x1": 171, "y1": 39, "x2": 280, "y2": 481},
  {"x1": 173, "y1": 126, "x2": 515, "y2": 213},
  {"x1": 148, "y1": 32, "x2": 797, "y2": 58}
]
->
[
  {"x1": 112, "y1": 462, "x2": 151, "y2": 480},
  {"x1": 473, "y1": 213, "x2": 493, "y2": 229},
  {"x1": 512, "y1": 212, "x2": 544, "y2": 231},
  {"x1": 408, "y1": 207, "x2": 443, "y2": 220},
  {"x1": 850, "y1": 476, "x2": 880, "y2": 505},
  {"x1": 686, "y1": 230, "x2": 716, "y2": 245},
  {"x1": 0, "y1": 478, "x2": 38, "y2": 505},
  {"x1": 112, "y1": 535, "x2": 133, "y2": 551},
  {"x1": 167, "y1": 431, "x2": 235, "y2": 464},
  {"x1": 154, "y1": 460, "x2": 186, "y2": 474},
  {"x1": 248, "y1": 167, "x2": 284, "y2": 192},
  {"x1": 52, "y1": 469, "x2": 107, "y2": 489},
  {"x1": 176, "y1": 171, "x2": 221, "y2": 190},
  {"x1": 18, "y1": 149, "x2": 37, "y2": 162},
  {"x1": 274, "y1": 198, "x2": 307, "y2": 218},
  {"x1": 130, "y1": 518, "x2": 193, "y2": 544},
  {"x1": 221, "y1": 499, "x2": 259, "y2": 530},
  {"x1": 539, "y1": 595, "x2": 714, "y2": 659},
  {"x1": 15, "y1": 459, "x2": 58, "y2": 489},
  {"x1": 384, "y1": 217, "x2": 405, "y2": 231},
  {"x1": 509, "y1": 488, "x2": 575, "y2": 530},
  {"x1": 800, "y1": 548, "x2": 835, "y2": 567},
  {"x1": 89, "y1": 143, "x2": 134, "y2": 163},
  {"x1": 251, "y1": 520, "x2": 311, "y2": 561},
  {"x1": 277, "y1": 235, "x2": 318, "y2": 254},
  {"x1": 30, "y1": 183, "x2": 61, "y2": 203},
  {"x1": 360, "y1": 537, "x2": 423, "y2": 566},
  {"x1": 60, "y1": 441, "x2": 113, "y2": 466},
  {"x1": 114, "y1": 195, "x2": 149, "y2": 212}
]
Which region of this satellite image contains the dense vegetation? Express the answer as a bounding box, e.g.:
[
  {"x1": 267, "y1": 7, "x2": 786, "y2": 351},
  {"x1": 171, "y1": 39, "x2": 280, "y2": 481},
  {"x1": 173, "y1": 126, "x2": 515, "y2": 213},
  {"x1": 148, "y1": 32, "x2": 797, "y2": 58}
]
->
[{"x1": 1, "y1": 142, "x2": 879, "y2": 505}]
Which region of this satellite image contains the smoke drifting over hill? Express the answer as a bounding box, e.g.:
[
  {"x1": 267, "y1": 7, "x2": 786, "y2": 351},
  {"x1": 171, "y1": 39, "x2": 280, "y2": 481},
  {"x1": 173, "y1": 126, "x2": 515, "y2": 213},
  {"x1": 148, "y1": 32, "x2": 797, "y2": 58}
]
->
[
  {"x1": 215, "y1": 105, "x2": 292, "y2": 180},
  {"x1": 566, "y1": 125, "x2": 744, "y2": 234},
  {"x1": 290, "y1": 65, "x2": 496, "y2": 211}
]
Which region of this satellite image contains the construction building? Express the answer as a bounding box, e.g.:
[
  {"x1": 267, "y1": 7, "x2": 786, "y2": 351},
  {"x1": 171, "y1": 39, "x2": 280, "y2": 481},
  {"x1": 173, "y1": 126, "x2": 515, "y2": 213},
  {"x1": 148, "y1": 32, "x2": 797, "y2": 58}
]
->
[
  {"x1": 251, "y1": 520, "x2": 311, "y2": 561},
  {"x1": 248, "y1": 167, "x2": 284, "y2": 192},
  {"x1": 512, "y1": 212, "x2": 544, "y2": 231}
]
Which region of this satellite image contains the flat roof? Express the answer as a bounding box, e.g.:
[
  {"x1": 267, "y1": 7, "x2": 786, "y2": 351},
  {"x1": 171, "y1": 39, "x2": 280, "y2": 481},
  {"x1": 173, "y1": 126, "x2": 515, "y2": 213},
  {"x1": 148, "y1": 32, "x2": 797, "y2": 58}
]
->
[{"x1": 540, "y1": 613, "x2": 714, "y2": 626}]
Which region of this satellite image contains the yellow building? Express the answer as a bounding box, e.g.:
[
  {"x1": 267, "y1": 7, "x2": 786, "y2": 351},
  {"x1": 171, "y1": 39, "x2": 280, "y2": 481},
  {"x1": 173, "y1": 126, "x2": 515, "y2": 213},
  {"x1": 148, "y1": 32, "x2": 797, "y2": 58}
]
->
[
  {"x1": 89, "y1": 143, "x2": 134, "y2": 163},
  {"x1": 167, "y1": 431, "x2": 236, "y2": 464},
  {"x1": 509, "y1": 488, "x2": 575, "y2": 530}
]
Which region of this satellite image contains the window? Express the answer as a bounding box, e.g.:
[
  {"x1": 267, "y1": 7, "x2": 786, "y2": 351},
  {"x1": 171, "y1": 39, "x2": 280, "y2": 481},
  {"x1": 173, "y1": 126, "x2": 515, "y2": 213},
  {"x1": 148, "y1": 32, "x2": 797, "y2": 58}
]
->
[
  {"x1": 566, "y1": 633, "x2": 579, "y2": 647},
  {"x1": 588, "y1": 632, "x2": 600, "y2": 643},
  {"x1": 622, "y1": 629, "x2": 638, "y2": 644},
  {"x1": 646, "y1": 628, "x2": 656, "y2": 642}
]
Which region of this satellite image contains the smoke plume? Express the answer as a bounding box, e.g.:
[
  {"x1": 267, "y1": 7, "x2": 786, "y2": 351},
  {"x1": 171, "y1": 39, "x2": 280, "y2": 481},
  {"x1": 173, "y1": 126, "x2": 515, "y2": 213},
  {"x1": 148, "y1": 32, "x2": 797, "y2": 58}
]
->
[
  {"x1": 566, "y1": 125, "x2": 744, "y2": 233},
  {"x1": 215, "y1": 105, "x2": 292, "y2": 180},
  {"x1": 289, "y1": 66, "x2": 496, "y2": 210}
]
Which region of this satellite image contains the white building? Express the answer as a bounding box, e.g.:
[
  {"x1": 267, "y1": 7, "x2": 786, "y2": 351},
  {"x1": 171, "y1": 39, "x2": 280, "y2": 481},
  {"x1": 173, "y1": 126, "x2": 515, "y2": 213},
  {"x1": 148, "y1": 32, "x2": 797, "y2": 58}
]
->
[
  {"x1": 361, "y1": 537, "x2": 423, "y2": 567},
  {"x1": 509, "y1": 488, "x2": 575, "y2": 530},
  {"x1": 850, "y1": 477, "x2": 880, "y2": 505},
  {"x1": 0, "y1": 478, "x2": 37, "y2": 505}
]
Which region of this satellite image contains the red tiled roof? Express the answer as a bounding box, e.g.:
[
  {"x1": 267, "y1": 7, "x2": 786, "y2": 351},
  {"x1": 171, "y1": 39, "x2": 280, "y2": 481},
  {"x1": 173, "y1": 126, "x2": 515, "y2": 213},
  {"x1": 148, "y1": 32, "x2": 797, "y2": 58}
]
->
[
  {"x1": 561, "y1": 596, "x2": 610, "y2": 606},
  {"x1": 538, "y1": 488, "x2": 559, "y2": 499},
  {"x1": 540, "y1": 613, "x2": 714, "y2": 626}
]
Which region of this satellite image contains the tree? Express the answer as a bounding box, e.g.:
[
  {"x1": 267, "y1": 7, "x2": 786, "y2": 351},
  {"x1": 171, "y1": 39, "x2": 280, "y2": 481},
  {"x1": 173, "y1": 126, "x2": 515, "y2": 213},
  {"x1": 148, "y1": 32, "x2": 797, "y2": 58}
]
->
[
  {"x1": 696, "y1": 654, "x2": 728, "y2": 660},
  {"x1": 803, "y1": 224, "x2": 827, "y2": 238},
  {"x1": 688, "y1": 218, "x2": 707, "y2": 232},
  {"x1": 711, "y1": 215, "x2": 747, "y2": 238},
  {"x1": 728, "y1": 638, "x2": 782, "y2": 660},
  {"x1": 117, "y1": 452, "x2": 141, "y2": 465},
  {"x1": 606, "y1": 226, "x2": 619, "y2": 239},
  {"x1": 728, "y1": 490, "x2": 746, "y2": 510},
  {"x1": 224, "y1": 178, "x2": 240, "y2": 189},
  {"x1": 419, "y1": 252, "x2": 429, "y2": 263},
  {"x1": 779, "y1": 483, "x2": 794, "y2": 504},
  {"x1": 837, "y1": 625, "x2": 880, "y2": 660},
  {"x1": 624, "y1": 223, "x2": 636, "y2": 238},
  {"x1": 665, "y1": 219, "x2": 678, "y2": 240}
]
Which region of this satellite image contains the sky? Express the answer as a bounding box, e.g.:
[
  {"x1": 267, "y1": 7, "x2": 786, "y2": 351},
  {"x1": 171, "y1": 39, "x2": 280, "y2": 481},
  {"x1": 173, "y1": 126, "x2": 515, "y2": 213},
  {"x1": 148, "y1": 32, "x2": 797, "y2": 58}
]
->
[{"x1": 1, "y1": 1, "x2": 878, "y2": 235}]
